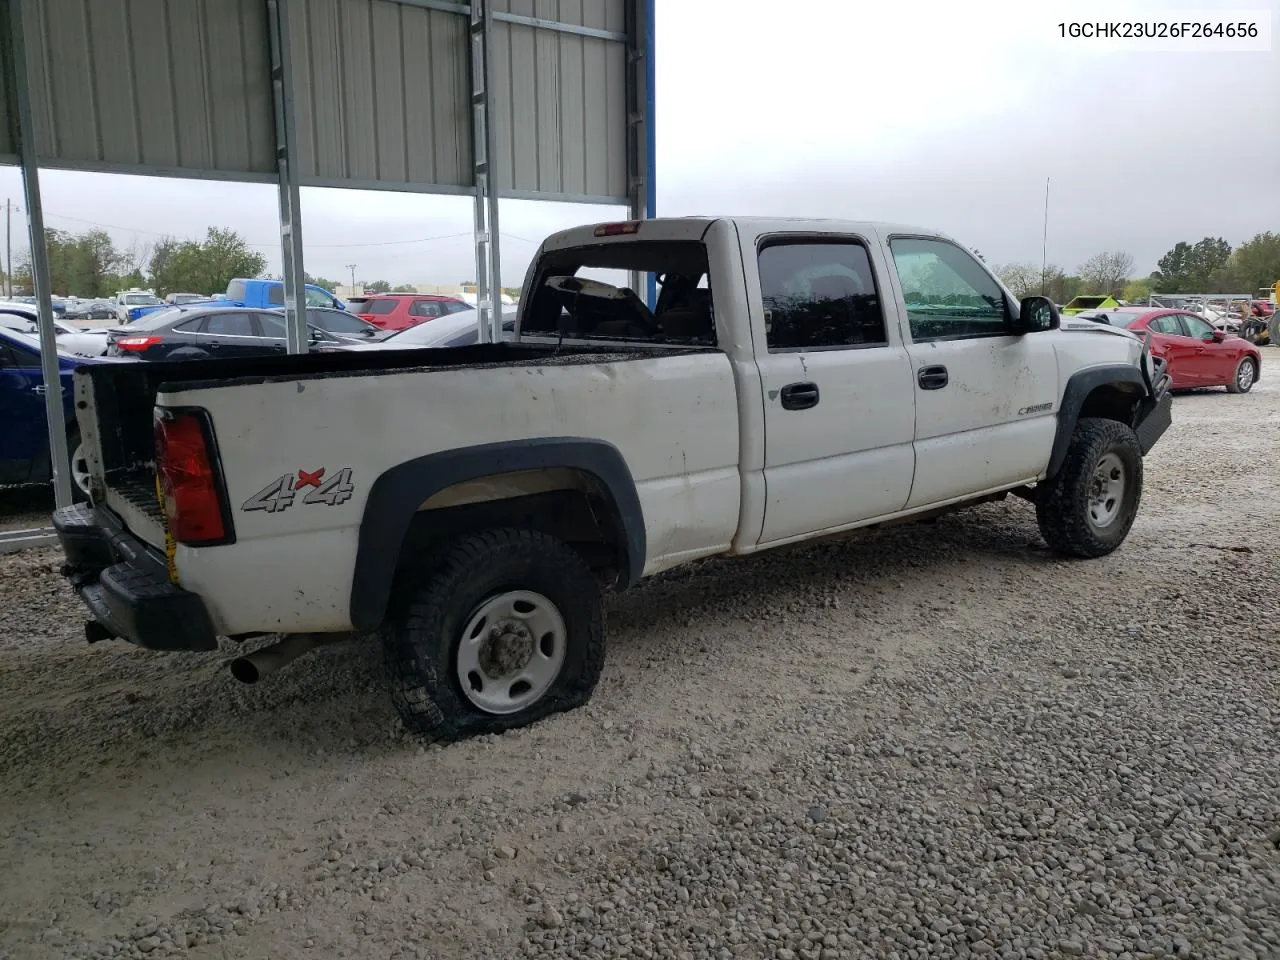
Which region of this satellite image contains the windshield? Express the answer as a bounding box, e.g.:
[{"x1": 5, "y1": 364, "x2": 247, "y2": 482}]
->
[
  {"x1": 170, "y1": 294, "x2": 204, "y2": 304},
  {"x1": 122, "y1": 294, "x2": 160, "y2": 305}
]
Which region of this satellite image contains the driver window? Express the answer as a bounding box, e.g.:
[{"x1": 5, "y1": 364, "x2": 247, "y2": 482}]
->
[
  {"x1": 888, "y1": 238, "x2": 1008, "y2": 342},
  {"x1": 304, "y1": 288, "x2": 333, "y2": 308},
  {"x1": 1182, "y1": 314, "x2": 1214, "y2": 339}
]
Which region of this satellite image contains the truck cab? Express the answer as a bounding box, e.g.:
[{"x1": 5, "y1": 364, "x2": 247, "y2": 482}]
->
[{"x1": 223, "y1": 278, "x2": 347, "y2": 312}]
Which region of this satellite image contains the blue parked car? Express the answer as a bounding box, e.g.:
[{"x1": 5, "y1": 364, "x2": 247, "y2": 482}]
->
[{"x1": 0, "y1": 325, "x2": 127, "y2": 500}]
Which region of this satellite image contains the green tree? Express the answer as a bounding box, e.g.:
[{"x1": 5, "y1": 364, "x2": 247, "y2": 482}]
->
[
  {"x1": 391, "y1": 283, "x2": 418, "y2": 293},
  {"x1": 1122, "y1": 277, "x2": 1154, "y2": 302},
  {"x1": 304, "y1": 273, "x2": 341, "y2": 291},
  {"x1": 1152, "y1": 237, "x2": 1232, "y2": 293},
  {"x1": 1217, "y1": 232, "x2": 1280, "y2": 294},
  {"x1": 365, "y1": 279, "x2": 392, "y2": 293},
  {"x1": 17, "y1": 228, "x2": 126, "y2": 297},
  {"x1": 147, "y1": 227, "x2": 265, "y2": 296}
]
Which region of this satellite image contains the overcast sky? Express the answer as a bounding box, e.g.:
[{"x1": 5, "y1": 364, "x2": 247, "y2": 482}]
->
[{"x1": 1, "y1": 0, "x2": 1277, "y2": 288}]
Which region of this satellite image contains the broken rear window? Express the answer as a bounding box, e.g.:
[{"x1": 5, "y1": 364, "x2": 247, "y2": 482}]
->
[{"x1": 521, "y1": 241, "x2": 716, "y2": 347}]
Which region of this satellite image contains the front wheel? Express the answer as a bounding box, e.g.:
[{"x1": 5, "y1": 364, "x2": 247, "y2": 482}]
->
[
  {"x1": 383, "y1": 528, "x2": 606, "y2": 742},
  {"x1": 1226, "y1": 356, "x2": 1257, "y2": 394},
  {"x1": 1036, "y1": 418, "x2": 1143, "y2": 558}
]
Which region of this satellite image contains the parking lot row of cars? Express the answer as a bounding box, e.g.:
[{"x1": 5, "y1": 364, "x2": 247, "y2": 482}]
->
[{"x1": 0, "y1": 292, "x2": 514, "y2": 498}]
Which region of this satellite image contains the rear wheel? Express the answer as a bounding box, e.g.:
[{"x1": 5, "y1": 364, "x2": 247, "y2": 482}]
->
[
  {"x1": 1036, "y1": 418, "x2": 1143, "y2": 558},
  {"x1": 1227, "y1": 356, "x2": 1257, "y2": 394},
  {"x1": 383, "y1": 528, "x2": 605, "y2": 742}
]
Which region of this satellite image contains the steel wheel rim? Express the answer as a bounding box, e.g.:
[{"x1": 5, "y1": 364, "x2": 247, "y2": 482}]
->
[
  {"x1": 69, "y1": 441, "x2": 91, "y2": 497},
  {"x1": 1237, "y1": 360, "x2": 1254, "y2": 391},
  {"x1": 455, "y1": 590, "x2": 566, "y2": 715},
  {"x1": 1087, "y1": 452, "x2": 1126, "y2": 529}
]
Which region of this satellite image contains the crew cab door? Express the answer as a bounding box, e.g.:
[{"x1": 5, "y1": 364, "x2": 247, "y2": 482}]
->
[
  {"x1": 882, "y1": 236, "x2": 1058, "y2": 508},
  {"x1": 748, "y1": 233, "x2": 917, "y2": 545}
]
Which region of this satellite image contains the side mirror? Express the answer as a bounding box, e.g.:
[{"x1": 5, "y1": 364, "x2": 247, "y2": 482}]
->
[
  {"x1": 1016, "y1": 295, "x2": 1060, "y2": 333},
  {"x1": 1211, "y1": 329, "x2": 1226, "y2": 342}
]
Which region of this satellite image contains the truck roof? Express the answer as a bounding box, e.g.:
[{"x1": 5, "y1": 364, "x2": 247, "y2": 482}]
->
[{"x1": 542, "y1": 216, "x2": 954, "y2": 251}]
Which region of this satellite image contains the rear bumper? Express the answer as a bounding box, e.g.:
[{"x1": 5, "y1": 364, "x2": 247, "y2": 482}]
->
[{"x1": 53, "y1": 504, "x2": 218, "y2": 652}]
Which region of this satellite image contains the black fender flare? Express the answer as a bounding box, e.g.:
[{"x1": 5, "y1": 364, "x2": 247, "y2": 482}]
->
[
  {"x1": 349, "y1": 437, "x2": 646, "y2": 631},
  {"x1": 1046, "y1": 365, "x2": 1146, "y2": 479}
]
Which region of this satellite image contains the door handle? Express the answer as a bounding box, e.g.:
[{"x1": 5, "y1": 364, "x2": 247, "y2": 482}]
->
[
  {"x1": 779, "y1": 381, "x2": 820, "y2": 410},
  {"x1": 30, "y1": 384, "x2": 47, "y2": 396},
  {"x1": 918, "y1": 364, "x2": 949, "y2": 390}
]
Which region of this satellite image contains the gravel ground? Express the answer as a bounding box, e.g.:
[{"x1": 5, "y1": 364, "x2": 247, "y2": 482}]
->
[{"x1": 1, "y1": 374, "x2": 1277, "y2": 960}]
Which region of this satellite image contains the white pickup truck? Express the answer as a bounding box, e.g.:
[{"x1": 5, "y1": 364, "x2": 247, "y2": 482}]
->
[{"x1": 54, "y1": 217, "x2": 1172, "y2": 740}]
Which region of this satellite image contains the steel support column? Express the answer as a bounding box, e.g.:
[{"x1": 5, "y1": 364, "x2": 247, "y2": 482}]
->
[
  {"x1": 2, "y1": 0, "x2": 73, "y2": 507},
  {"x1": 267, "y1": 0, "x2": 308, "y2": 354},
  {"x1": 468, "y1": 0, "x2": 503, "y2": 343},
  {"x1": 626, "y1": 0, "x2": 656, "y2": 306}
]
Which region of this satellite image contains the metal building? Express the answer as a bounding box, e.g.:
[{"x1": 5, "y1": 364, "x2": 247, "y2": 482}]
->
[{"x1": 0, "y1": 0, "x2": 656, "y2": 506}]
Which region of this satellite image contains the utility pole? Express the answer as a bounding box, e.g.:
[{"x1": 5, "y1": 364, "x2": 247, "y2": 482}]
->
[
  {"x1": 1041, "y1": 177, "x2": 1050, "y2": 297},
  {"x1": 346, "y1": 263, "x2": 357, "y2": 291}
]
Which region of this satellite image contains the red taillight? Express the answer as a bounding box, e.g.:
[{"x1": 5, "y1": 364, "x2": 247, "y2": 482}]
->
[
  {"x1": 116, "y1": 335, "x2": 161, "y2": 351},
  {"x1": 593, "y1": 221, "x2": 642, "y2": 237},
  {"x1": 154, "y1": 410, "x2": 229, "y2": 545}
]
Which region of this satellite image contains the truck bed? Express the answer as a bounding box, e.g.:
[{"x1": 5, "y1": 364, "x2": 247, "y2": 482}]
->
[{"x1": 78, "y1": 341, "x2": 705, "y2": 479}]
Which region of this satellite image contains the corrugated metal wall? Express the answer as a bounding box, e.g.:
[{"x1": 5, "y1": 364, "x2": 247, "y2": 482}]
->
[
  {"x1": 17, "y1": 0, "x2": 277, "y2": 176},
  {"x1": 288, "y1": 0, "x2": 472, "y2": 190},
  {"x1": 491, "y1": 0, "x2": 628, "y2": 201},
  {"x1": 2, "y1": 0, "x2": 634, "y2": 202}
]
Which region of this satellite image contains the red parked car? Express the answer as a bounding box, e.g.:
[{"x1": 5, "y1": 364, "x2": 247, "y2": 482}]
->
[
  {"x1": 1085, "y1": 307, "x2": 1262, "y2": 393},
  {"x1": 357, "y1": 294, "x2": 471, "y2": 332}
]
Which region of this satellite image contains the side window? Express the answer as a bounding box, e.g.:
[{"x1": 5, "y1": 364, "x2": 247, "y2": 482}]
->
[
  {"x1": 888, "y1": 238, "x2": 1008, "y2": 342},
  {"x1": 1149, "y1": 315, "x2": 1184, "y2": 335},
  {"x1": 2, "y1": 341, "x2": 39, "y2": 367},
  {"x1": 204, "y1": 313, "x2": 256, "y2": 337},
  {"x1": 266, "y1": 285, "x2": 285, "y2": 306},
  {"x1": 1182, "y1": 314, "x2": 1214, "y2": 339},
  {"x1": 758, "y1": 240, "x2": 886, "y2": 350},
  {"x1": 174, "y1": 318, "x2": 206, "y2": 333},
  {"x1": 304, "y1": 288, "x2": 332, "y2": 308},
  {"x1": 410, "y1": 300, "x2": 443, "y2": 318},
  {"x1": 256, "y1": 313, "x2": 286, "y2": 338}
]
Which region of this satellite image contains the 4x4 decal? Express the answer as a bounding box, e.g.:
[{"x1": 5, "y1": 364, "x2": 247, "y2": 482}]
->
[{"x1": 242, "y1": 468, "x2": 355, "y2": 514}]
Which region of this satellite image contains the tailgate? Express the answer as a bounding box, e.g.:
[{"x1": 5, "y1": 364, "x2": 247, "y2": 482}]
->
[{"x1": 74, "y1": 363, "x2": 170, "y2": 548}]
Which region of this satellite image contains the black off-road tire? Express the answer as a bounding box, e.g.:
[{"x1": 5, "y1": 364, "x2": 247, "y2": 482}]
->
[
  {"x1": 1225, "y1": 356, "x2": 1257, "y2": 394},
  {"x1": 383, "y1": 528, "x2": 605, "y2": 742},
  {"x1": 1036, "y1": 418, "x2": 1143, "y2": 558}
]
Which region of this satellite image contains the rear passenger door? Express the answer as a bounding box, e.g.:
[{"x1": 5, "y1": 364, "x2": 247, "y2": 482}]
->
[
  {"x1": 884, "y1": 235, "x2": 1058, "y2": 508},
  {"x1": 750, "y1": 234, "x2": 917, "y2": 545},
  {"x1": 202, "y1": 312, "x2": 268, "y2": 358}
]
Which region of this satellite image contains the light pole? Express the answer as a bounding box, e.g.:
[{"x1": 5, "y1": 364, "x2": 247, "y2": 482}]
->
[{"x1": 346, "y1": 263, "x2": 357, "y2": 291}]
